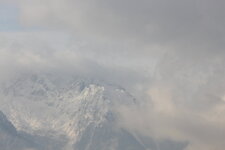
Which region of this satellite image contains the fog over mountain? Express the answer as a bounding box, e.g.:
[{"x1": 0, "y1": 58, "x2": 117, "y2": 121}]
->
[{"x1": 0, "y1": 0, "x2": 225, "y2": 150}]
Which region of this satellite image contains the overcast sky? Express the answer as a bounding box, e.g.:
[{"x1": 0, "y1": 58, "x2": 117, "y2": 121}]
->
[{"x1": 1, "y1": 0, "x2": 225, "y2": 150}]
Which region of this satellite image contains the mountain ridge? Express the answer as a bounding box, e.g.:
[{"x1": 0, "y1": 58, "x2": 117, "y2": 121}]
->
[{"x1": 0, "y1": 73, "x2": 187, "y2": 150}]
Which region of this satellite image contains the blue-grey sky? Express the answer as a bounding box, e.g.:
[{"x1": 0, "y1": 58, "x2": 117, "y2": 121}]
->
[{"x1": 0, "y1": 3, "x2": 21, "y2": 31}]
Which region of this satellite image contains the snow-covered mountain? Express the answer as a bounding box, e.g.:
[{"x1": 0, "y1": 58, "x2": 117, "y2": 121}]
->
[{"x1": 0, "y1": 73, "x2": 187, "y2": 150}]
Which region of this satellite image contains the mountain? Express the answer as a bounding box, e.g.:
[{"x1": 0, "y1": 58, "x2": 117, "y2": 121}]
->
[
  {"x1": 0, "y1": 110, "x2": 36, "y2": 150},
  {"x1": 0, "y1": 73, "x2": 187, "y2": 150}
]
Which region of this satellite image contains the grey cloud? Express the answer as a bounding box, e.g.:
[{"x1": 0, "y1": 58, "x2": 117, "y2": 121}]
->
[{"x1": 18, "y1": 0, "x2": 225, "y2": 54}]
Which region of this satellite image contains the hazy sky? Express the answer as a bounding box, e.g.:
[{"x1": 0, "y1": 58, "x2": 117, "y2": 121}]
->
[{"x1": 1, "y1": 1, "x2": 225, "y2": 150}]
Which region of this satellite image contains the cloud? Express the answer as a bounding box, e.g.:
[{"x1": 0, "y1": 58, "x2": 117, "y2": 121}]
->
[
  {"x1": 17, "y1": 0, "x2": 225, "y2": 53},
  {"x1": 0, "y1": 32, "x2": 149, "y2": 96},
  {"x1": 117, "y1": 51, "x2": 225, "y2": 150}
]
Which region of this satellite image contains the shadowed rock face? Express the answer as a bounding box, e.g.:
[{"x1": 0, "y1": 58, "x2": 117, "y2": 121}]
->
[
  {"x1": 0, "y1": 111, "x2": 17, "y2": 135},
  {"x1": 74, "y1": 119, "x2": 188, "y2": 150},
  {"x1": 74, "y1": 121, "x2": 146, "y2": 150},
  {"x1": 0, "y1": 110, "x2": 34, "y2": 150}
]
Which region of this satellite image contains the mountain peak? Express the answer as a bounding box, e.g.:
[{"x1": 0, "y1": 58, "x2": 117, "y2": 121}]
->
[{"x1": 0, "y1": 73, "x2": 135, "y2": 139}]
